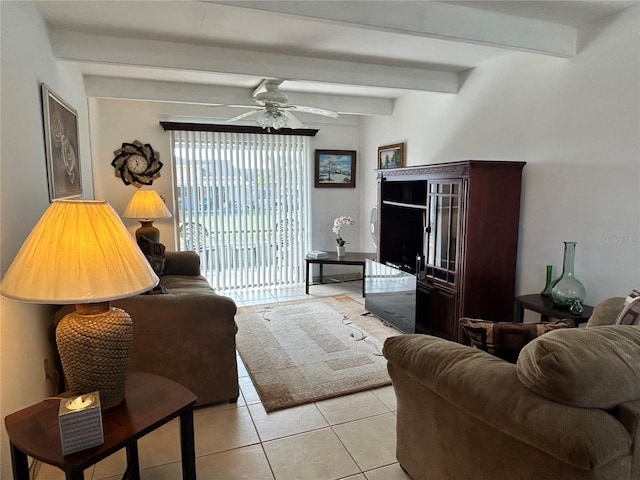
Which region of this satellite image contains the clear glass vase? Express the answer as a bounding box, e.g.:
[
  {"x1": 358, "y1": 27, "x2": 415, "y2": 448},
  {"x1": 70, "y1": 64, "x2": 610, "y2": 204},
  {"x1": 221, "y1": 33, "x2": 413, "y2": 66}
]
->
[{"x1": 550, "y1": 242, "x2": 586, "y2": 313}]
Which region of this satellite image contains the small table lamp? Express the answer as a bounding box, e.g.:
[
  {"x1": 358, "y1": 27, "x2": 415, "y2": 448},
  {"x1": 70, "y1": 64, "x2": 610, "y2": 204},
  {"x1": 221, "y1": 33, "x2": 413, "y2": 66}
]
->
[
  {"x1": 0, "y1": 200, "x2": 159, "y2": 409},
  {"x1": 123, "y1": 189, "x2": 172, "y2": 243}
]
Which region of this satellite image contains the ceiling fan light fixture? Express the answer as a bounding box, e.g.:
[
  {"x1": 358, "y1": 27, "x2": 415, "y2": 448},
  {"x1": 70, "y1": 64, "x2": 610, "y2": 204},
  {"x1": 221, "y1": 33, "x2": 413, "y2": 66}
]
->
[
  {"x1": 224, "y1": 79, "x2": 337, "y2": 129},
  {"x1": 257, "y1": 109, "x2": 288, "y2": 131}
]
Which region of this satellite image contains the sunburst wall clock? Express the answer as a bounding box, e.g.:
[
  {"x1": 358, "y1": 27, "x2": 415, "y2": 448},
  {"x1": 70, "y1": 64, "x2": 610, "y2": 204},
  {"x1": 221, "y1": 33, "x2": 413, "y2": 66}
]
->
[{"x1": 111, "y1": 140, "x2": 163, "y2": 187}]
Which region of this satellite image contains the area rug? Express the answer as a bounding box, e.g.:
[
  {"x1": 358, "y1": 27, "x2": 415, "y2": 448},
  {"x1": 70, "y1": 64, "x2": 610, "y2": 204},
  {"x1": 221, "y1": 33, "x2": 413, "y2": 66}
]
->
[{"x1": 235, "y1": 294, "x2": 399, "y2": 412}]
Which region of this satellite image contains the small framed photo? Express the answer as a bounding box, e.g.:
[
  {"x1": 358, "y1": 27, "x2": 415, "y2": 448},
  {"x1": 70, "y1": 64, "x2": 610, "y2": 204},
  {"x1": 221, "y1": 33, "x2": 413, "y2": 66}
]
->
[
  {"x1": 377, "y1": 143, "x2": 405, "y2": 169},
  {"x1": 315, "y1": 150, "x2": 357, "y2": 188},
  {"x1": 41, "y1": 83, "x2": 82, "y2": 201}
]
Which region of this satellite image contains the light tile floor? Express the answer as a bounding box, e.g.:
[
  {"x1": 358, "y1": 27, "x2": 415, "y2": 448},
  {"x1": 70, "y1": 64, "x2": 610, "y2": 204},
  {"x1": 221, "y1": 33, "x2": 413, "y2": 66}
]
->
[{"x1": 34, "y1": 280, "x2": 410, "y2": 480}]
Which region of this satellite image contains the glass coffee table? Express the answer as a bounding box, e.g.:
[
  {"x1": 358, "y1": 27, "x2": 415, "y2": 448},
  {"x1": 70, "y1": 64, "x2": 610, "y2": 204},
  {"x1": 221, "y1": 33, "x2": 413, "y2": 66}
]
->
[{"x1": 305, "y1": 252, "x2": 376, "y2": 297}]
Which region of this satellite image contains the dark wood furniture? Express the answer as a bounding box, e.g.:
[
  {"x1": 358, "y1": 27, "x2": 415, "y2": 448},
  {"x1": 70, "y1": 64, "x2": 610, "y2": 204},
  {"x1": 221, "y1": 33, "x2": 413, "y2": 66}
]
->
[
  {"x1": 5, "y1": 372, "x2": 197, "y2": 480},
  {"x1": 514, "y1": 294, "x2": 594, "y2": 325},
  {"x1": 376, "y1": 160, "x2": 526, "y2": 341},
  {"x1": 305, "y1": 252, "x2": 376, "y2": 297}
]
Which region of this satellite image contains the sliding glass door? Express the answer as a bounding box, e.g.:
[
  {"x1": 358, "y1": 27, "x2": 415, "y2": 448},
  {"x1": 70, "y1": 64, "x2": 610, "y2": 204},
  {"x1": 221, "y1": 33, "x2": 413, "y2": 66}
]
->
[{"x1": 170, "y1": 130, "x2": 310, "y2": 290}]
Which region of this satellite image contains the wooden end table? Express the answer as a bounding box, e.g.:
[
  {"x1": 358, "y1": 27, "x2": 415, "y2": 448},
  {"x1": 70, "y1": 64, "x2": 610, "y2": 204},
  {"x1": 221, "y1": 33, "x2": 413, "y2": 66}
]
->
[
  {"x1": 305, "y1": 252, "x2": 376, "y2": 297},
  {"x1": 5, "y1": 372, "x2": 197, "y2": 480},
  {"x1": 514, "y1": 294, "x2": 594, "y2": 325}
]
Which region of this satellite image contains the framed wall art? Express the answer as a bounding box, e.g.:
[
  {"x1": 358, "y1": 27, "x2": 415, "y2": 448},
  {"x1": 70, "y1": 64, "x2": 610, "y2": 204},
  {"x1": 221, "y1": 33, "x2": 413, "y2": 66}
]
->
[
  {"x1": 377, "y1": 143, "x2": 405, "y2": 169},
  {"x1": 41, "y1": 83, "x2": 82, "y2": 201},
  {"x1": 315, "y1": 149, "x2": 357, "y2": 188}
]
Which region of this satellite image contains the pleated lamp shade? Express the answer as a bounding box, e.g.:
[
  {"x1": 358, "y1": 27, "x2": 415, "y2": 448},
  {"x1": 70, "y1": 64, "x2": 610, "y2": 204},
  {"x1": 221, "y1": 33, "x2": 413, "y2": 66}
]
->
[
  {"x1": 1, "y1": 199, "x2": 160, "y2": 409},
  {"x1": 1, "y1": 200, "x2": 159, "y2": 303},
  {"x1": 123, "y1": 190, "x2": 171, "y2": 221},
  {"x1": 123, "y1": 189, "x2": 171, "y2": 243}
]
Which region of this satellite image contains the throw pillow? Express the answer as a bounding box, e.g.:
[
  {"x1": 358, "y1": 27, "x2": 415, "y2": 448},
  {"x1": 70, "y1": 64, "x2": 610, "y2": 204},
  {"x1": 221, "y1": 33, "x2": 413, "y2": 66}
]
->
[
  {"x1": 137, "y1": 235, "x2": 166, "y2": 276},
  {"x1": 615, "y1": 290, "x2": 640, "y2": 325},
  {"x1": 517, "y1": 325, "x2": 640, "y2": 408},
  {"x1": 459, "y1": 318, "x2": 574, "y2": 363},
  {"x1": 144, "y1": 283, "x2": 170, "y2": 295}
]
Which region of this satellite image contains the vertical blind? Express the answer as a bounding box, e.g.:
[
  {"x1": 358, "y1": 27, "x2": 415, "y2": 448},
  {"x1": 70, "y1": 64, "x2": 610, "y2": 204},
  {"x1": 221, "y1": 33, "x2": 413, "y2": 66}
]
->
[{"x1": 170, "y1": 130, "x2": 310, "y2": 290}]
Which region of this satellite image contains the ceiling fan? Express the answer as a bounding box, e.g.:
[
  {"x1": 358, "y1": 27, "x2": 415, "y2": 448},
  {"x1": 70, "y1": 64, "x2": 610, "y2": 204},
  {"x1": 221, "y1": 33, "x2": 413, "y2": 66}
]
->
[{"x1": 226, "y1": 79, "x2": 338, "y2": 130}]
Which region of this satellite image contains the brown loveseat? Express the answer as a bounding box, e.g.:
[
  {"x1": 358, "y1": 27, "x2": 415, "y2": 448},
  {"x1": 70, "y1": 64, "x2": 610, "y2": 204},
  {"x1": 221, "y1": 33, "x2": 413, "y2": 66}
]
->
[
  {"x1": 55, "y1": 251, "x2": 239, "y2": 407},
  {"x1": 383, "y1": 298, "x2": 640, "y2": 480}
]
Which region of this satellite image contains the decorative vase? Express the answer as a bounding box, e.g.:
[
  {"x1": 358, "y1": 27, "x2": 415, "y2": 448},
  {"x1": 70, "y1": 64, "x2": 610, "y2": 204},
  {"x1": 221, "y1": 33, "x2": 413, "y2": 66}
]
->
[
  {"x1": 337, "y1": 246, "x2": 346, "y2": 257},
  {"x1": 541, "y1": 265, "x2": 553, "y2": 297},
  {"x1": 550, "y1": 242, "x2": 585, "y2": 313}
]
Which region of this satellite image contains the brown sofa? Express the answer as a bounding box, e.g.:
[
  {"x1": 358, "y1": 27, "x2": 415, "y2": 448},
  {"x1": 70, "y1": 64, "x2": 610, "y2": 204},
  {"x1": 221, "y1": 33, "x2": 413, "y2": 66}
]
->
[
  {"x1": 383, "y1": 297, "x2": 640, "y2": 480},
  {"x1": 55, "y1": 251, "x2": 239, "y2": 407}
]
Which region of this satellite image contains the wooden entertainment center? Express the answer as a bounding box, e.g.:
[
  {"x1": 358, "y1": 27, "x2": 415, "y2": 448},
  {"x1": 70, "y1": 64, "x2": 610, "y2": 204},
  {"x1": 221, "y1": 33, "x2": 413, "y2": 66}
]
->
[{"x1": 373, "y1": 160, "x2": 525, "y2": 341}]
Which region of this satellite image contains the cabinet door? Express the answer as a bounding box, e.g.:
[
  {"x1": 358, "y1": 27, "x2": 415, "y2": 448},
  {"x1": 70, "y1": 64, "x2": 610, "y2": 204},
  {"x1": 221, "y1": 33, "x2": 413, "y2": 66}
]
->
[
  {"x1": 425, "y1": 181, "x2": 461, "y2": 285},
  {"x1": 416, "y1": 282, "x2": 458, "y2": 341}
]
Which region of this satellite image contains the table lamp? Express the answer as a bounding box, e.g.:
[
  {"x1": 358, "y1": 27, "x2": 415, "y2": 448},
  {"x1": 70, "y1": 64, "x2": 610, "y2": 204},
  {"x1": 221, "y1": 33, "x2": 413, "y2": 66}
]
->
[
  {"x1": 0, "y1": 200, "x2": 159, "y2": 409},
  {"x1": 123, "y1": 189, "x2": 171, "y2": 243}
]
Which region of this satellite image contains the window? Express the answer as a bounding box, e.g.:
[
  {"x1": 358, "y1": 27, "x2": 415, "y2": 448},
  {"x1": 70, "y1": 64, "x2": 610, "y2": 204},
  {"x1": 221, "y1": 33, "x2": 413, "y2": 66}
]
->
[{"x1": 170, "y1": 130, "x2": 310, "y2": 290}]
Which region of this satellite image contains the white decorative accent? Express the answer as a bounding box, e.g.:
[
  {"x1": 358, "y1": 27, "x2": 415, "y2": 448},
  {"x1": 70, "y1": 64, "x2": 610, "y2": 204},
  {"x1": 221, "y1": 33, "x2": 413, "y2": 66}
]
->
[{"x1": 370, "y1": 207, "x2": 378, "y2": 249}]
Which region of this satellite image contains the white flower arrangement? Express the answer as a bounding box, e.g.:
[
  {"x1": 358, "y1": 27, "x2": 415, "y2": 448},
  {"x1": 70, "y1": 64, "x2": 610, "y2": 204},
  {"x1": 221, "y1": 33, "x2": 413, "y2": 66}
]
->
[{"x1": 332, "y1": 216, "x2": 355, "y2": 246}]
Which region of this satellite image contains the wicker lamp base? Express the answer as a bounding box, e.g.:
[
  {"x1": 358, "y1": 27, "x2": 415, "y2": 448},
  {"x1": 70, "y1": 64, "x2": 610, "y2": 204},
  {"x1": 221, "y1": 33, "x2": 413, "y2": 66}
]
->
[{"x1": 56, "y1": 303, "x2": 133, "y2": 410}]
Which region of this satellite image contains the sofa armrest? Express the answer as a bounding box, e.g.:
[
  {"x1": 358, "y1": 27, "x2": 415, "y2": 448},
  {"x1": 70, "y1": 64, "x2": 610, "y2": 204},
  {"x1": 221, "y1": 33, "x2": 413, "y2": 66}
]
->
[
  {"x1": 617, "y1": 400, "x2": 640, "y2": 477},
  {"x1": 163, "y1": 251, "x2": 201, "y2": 276},
  {"x1": 586, "y1": 297, "x2": 625, "y2": 326},
  {"x1": 54, "y1": 292, "x2": 237, "y2": 342},
  {"x1": 383, "y1": 334, "x2": 632, "y2": 471},
  {"x1": 54, "y1": 290, "x2": 239, "y2": 406},
  {"x1": 113, "y1": 292, "x2": 238, "y2": 404},
  {"x1": 114, "y1": 291, "x2": 236, "y2": 323}
]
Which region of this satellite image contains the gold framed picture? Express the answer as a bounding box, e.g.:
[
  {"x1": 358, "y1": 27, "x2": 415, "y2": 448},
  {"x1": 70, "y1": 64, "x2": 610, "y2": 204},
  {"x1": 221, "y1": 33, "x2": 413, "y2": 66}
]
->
[{"x1": 377, "y1": 143, "x2": 405, "y2": 169}]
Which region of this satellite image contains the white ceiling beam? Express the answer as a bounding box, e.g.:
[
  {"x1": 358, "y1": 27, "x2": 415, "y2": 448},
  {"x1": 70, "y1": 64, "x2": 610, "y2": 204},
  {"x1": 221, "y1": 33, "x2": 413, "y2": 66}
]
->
[
  {"x1": 212, "y1": 1, "x2": 577, "y2": 58},
  {"x1": 49, "y1": 30, "x2": 459, "y2": 94},
  {"x1": 83, "y1": 76, "x2": 394, "y2": 116}
]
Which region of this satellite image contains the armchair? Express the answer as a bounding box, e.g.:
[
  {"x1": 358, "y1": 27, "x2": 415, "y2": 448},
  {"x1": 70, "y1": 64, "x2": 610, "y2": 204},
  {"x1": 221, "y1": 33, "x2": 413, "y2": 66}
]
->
[{"x1": 383, "y1": 298, "x2": 640, "y2": 480}]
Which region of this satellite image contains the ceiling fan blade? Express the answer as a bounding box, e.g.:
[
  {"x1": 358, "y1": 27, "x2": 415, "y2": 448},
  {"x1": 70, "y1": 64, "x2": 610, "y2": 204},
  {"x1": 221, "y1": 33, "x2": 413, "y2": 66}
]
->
[
  {"x1": 288, "y1": 105, "x2": 338, "y2": 118},
  {"x1": 215, "y1": 102, "x2": 263, "y2": 109},
  {"x1": 282, "y1": 111, "x2": 304, "y2": 129},
  {"x1": 226, "y1": 109, "x2": 263, "y2": 123}
]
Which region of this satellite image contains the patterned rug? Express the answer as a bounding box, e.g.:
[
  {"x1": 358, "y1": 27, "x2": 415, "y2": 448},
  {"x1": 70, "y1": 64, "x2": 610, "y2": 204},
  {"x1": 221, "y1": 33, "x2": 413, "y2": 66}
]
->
[{"x1": 235, "y1": 295, "x2": 399, "y2": 412}]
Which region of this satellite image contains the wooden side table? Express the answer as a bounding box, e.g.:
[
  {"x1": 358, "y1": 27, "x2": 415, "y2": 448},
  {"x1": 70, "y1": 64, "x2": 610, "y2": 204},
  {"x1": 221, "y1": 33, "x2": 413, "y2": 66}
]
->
[
  {"x1": 514, "y1": 294, "x2": 594, "y2": 325},
  {"x1": 305, "y1": 252, "x2": 376, "y2": 297},
  {"x1": 5, "y1": 372, "x2": 197, "y2": 480}
]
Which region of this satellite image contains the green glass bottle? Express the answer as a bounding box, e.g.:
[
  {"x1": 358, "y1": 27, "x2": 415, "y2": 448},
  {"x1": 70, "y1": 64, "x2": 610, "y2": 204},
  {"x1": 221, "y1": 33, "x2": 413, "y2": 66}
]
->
[{"x1": 541, "y1": 265, "x2": 553, "y2": 297}]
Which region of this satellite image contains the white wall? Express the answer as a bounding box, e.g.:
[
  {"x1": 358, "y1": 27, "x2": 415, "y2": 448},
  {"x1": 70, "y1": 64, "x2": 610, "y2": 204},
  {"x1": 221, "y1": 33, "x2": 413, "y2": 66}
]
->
[
  {"x1": 359, "y1": 6, "x2": 640, "y2": 306},
  {"x1": 0, "y1": 1, "x2": 94, "y2": 477},
  {"x1": 1, "y1": 6, "x2": 636, "y2": 475},
  {"x1": 89, "y1": 99, "x2": 177, "y2": 247},
  {"x1": 88, "y1": 99, "x2": 363, "y2": 279}
]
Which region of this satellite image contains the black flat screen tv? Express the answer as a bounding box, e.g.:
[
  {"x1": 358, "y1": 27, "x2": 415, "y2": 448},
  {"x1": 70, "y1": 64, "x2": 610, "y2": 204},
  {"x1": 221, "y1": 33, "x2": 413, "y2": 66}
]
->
[{"x1": 379, "y1": 203, "x2": 425, "y2": 275}]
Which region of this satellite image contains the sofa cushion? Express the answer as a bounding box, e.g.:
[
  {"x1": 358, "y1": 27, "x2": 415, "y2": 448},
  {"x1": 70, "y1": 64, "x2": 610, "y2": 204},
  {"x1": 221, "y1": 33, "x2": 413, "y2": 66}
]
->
[
  {"x1": 160, "y1": 274, "x2": 214, "y2": 295},
  {"x1": 163, "y1": 250, "x2": 201, "y2": 276},
  {"x1": 137, "y1": 235, "x2": 166, "y2": 276},
  {"x1": 517, "y1": 325, "x2": 640, "y2": 408},
  {"x1": 459, "y1": 318, "x2": 574, "y2": 363}
]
